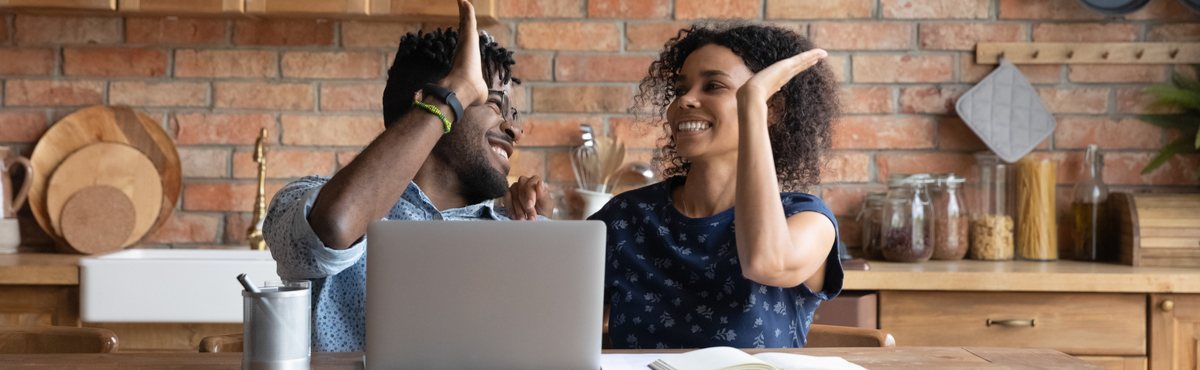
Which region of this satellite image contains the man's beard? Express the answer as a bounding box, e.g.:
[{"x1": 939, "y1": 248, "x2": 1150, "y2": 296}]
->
[{"x1": 432, "y1": 127, "x2": 509, "y2": 205}]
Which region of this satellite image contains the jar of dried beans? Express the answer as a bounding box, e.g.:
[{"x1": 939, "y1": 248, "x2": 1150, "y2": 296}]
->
[
  {"x1": 932, "y1": 174, "x2": 968, "y2": 260},
  {"x1": 881, "y1": 174, "x2": 935, "y2": 263},
  {"x1": 857, "y1": 192, "x2": 886, "y2": 260}
]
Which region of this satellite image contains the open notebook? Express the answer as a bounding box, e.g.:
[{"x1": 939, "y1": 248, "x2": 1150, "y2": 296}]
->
[{"x1": 647, "y1": 347, "x2": 866, "y2": 370}]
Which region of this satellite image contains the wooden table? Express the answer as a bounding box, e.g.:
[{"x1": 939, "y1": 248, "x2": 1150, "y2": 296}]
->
[{"x1": 0, "y1": 347, "x2": 1101, "y2": 369}]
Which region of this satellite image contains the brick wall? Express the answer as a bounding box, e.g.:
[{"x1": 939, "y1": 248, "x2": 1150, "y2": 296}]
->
[{"x1": 1, "y1": 0, "x2": 1198, "y2": 250}]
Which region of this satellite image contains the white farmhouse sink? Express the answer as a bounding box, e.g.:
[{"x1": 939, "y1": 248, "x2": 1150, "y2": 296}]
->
[{"x1": 80, "y1": 249, "x2": 281, "y2": 323}]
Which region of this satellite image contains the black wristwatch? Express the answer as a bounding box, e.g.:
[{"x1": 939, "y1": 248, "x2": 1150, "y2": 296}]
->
[{"x1": 421, "y1": 83, "x2": 464, "y2": 125}]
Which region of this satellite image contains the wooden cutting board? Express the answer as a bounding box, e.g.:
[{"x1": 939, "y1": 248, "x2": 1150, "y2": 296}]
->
[
  {"x1": 60, "y1": 185, "x2": 136, "y2": 255},
  {"x1": 29, "y1": 105, "x2": 181, "y2": 246},
  {"x1": 46, "y1": 143, "x2": 162, "y2": 248}
]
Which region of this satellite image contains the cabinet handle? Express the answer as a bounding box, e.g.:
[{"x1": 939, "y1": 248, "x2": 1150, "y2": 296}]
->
[
  {"x1": 986, "y1": 319, "x2": 1036, "y2": 327},
  {"x1": 1160, "y1": 300, "x2": 1174, "y2": 313}
]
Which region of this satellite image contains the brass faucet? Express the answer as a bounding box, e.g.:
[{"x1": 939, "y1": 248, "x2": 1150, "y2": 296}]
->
[{"x1": 247, "y1": 128, "x2": 268, "y2": 251}]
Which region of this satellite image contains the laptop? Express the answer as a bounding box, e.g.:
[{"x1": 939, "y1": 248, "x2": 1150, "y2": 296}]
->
[{"x1": 365, "y1": 220, "x2": 605, "y2": 370}]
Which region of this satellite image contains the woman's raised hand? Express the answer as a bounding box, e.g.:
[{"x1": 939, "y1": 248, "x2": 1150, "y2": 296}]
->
[
  {"x1": 737, "y1": 48, "x2": 827, "y2": 103},
  {"x1": 440, "y1": 0, "x2": 488, "y2": 106}
]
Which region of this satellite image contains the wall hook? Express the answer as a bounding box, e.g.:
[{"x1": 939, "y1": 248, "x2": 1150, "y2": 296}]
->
[
  {"x1": 1031, "y1": 50, "x2": 1039, "y2": 59},
  {"x1": 1169, "y1": 49, "x2": 1180, "y2": 59},
  {"x1": 1136, "y1": 49, "x2": 1145, "y2": 59},
  {"x1": 1066, "y1": 50, "x2": 1074, "y2": 59},
  {"x1": 1101, "y1": 51, "x2": 1110, "y2": 59}
]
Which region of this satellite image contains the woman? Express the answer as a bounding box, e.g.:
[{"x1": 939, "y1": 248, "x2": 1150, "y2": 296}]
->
[{"x1": 588, "y1": 23, "x2": 843, "y2": 349}]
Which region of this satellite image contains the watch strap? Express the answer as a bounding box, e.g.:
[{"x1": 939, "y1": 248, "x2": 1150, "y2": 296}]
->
[{"x1": 421, "y1": 83, "x2": 464, "y2": 125}]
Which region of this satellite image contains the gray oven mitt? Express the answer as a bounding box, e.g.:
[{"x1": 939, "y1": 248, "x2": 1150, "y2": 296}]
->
[{"x1": 955, "y1": 59, "x2": 1056, "y2": 163}]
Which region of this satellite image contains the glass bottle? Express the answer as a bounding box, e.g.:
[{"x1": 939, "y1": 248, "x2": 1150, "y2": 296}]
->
[
  {"x1": 881, "y1": 174, "x2": 935, "y2": 262},
  {"x1": 932, "y1": 174, "x2": 968, "y2": 260},
  {"x1": 857, "y1": 192, "x2": 886, "y2": 260},
  {"x1": 1071, "y1": 144, "x2": 1111, "y2": 261},
  {"x1": 969, "y1": 153, "x2": 1014, "y2": 260}
]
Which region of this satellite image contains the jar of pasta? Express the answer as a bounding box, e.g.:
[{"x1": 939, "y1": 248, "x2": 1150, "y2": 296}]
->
[{"x1": 1016, "y1": 157, "x2": 1058, "y2": 261}]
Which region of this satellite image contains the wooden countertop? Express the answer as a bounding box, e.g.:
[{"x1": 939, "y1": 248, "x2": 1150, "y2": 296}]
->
[
  {"x1": 4, "y1": 252, "x2": 1200, "y2": 293},
  {"x1": 844, "y1": 259, "x2": 1200, "y2": 293},
  {"x1": 0, "y1": 347, "x2": 1096, "y2": 369},
  {"x1": 0, "y1": 253, "x2": 80, "y2": 285}
]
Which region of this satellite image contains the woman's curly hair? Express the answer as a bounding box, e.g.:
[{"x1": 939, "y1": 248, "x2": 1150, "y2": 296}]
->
[{"x1": 633, "y1": 23, "x2": 840, "y2": 192}]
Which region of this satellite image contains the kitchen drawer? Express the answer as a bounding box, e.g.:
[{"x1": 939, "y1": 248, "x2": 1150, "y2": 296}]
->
[{"x1": 880, "y1": 291, "x2": 1145, "y2": 356}]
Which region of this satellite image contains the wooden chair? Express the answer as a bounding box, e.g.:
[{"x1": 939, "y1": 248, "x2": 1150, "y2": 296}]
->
[
  {"x1": 0, "y1": 326, "x2": 119, "y2": 353},
  {"x1": 199, "y1": 333, "x2": 243, "y2": 353},
  {"x1": 806, "y1": 324, "x2": 895, "y2": 348}
]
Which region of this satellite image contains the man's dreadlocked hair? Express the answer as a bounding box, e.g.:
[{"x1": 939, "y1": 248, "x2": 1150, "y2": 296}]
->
[{"x1": 382, "y1": 28, "x2": 520, "y2": 127}]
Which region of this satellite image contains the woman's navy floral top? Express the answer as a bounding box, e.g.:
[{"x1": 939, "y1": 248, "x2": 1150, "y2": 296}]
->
[{"x1": 589, "y1": 176, "x2": 843, "y2": 349}]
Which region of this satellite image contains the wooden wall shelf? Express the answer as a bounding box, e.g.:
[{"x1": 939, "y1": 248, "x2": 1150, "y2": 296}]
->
[
  {"x1": 976, "y1": 42, "x2": 1200, "y2": 65},
  {"x1": 0, "y1": 0, "x2": 497, "y2": 23}
]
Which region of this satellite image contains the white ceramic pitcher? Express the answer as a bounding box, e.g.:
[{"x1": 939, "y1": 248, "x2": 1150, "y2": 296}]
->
[
  {"x1": 0, "y1": 147, "x2": 32, "y2": 253},
  {"x1": 0, "y1": 146, "x2": 32, "y2": 219}
]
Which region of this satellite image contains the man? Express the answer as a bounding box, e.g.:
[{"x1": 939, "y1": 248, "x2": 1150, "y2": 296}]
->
[{"x1": 263, "y1": 0, "x2": 549, "y2": 352}]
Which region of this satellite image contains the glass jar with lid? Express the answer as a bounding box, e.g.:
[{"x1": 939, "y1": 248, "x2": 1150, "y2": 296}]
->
[
  {"x1": 881, "y1": 174, "x2": 935, "y2": 262},
  {"x1": 857, "y1": 192, "x2": 887, "y2": 260},
  {"x1": 931, "y1": 174, "x2": 968, "y2": 260},
  {"x1": 969, "y1": 153, "x2": 1014, "y2": 260}
]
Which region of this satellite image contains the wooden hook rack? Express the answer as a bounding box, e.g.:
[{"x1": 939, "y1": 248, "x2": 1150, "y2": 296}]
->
[{"x1": 976, "y1": 42, "x2": 1200, "y2": 65}]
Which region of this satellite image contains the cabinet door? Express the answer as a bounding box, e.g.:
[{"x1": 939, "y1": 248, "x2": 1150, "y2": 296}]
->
[
  {"x1": 246, "y1": 0, "x2": 367, "y2": 15},
  {"x1": 1151, "y1": 294, "x2": 1200, "y2": 370},
  {"x1": 0, "y1": 0, "x2": 115, "y2": 10},
  {"x1": 369, "y1": 0, "x2": 496, "y2": 24},
  {"x1": 119, "y1": 0, "x2": 241, "y2": 14}
]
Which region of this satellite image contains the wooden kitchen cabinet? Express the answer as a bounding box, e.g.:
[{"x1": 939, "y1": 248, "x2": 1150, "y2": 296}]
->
[
  {"x1": 370, "y1": 0, "x2": 496, "y2": 24},
  {"x1": 0, "y1": 0, "x2": 114, "y2": 10},
  {"x1": 850, "y1": 261, "x2": 1200, "y2": 370},
  {"x1": 3, "y1": 0, "x2": 497, "y2": 22},
  {"x1": 880, "y1": 291, "x2": 1146, "y2": 356},
  {"x1": 1151, "y1": 294, "x2": 1200, "y2": 370},
  {"x1": 0, "y1": 254, "x2": 81, "y2": 327},
  {"x1": 246, "y1": 0, "x2": 366, "y2": 16},
  {"x1": 119, "y1": 0, "x2": 241, "y2": 14},
  {"x1": 0, "y1": 285, "x2": 79, "y2": 327}
]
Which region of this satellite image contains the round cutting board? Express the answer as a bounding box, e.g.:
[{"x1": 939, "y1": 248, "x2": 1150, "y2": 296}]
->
[
  {"x1": 46, "y1": 143, "x2": 162, "y2": 248},
  {"x1": 60, "y1": 185, "x2": 136, "y2": 255},
  {"x1": 29, "y1": 105, "x2": 181, "y2": 246}
]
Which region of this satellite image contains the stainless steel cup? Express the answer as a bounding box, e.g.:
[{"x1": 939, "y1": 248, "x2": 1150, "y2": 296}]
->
[{"x1": 243, "y1": 280, "x2": 311, "y2": 370}]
